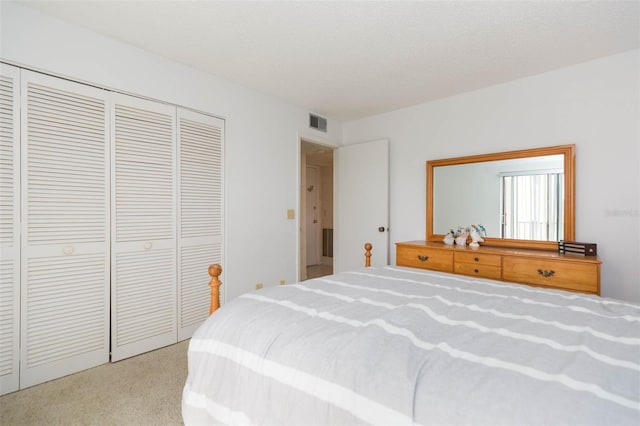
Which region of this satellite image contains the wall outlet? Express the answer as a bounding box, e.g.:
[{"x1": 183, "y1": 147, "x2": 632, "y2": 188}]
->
[
  {"x1": 286, "y1": 209, "x2": 295, "y2": 220},
  {"x1": 279, "y1": 280, "x2": 285, "y2": 285},
  {"x1": 255, "y1": 283, "x2": 263, "y2": 290}
]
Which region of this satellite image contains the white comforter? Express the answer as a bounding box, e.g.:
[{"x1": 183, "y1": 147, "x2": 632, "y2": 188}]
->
[{"x1": 182, "y1": 266, "x2": 640, "y2": 425}]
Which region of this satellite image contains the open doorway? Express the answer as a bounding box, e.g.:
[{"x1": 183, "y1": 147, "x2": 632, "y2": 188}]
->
[{"x1": 300, "y1": 140, "x2": 334, "y2": 280}]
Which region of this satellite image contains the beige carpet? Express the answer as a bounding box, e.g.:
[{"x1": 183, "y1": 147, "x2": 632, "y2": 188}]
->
[{"x1": 0, "y1": 340, "x2": 189, "y2": 426}]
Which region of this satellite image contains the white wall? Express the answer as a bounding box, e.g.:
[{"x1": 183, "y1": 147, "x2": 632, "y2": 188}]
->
[
  {"x1": 1, "y1": 3, "x2": 342, "y2": 301},
  {"x1": 343, "y1": 50, "x2": 640, "y2": 302}
]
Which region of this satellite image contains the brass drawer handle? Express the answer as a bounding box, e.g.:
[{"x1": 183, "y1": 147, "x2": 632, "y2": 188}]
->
[
  {"x1": 417, "y1": 255, "x2": 429, "y2": 262},
  {"x1": 537, "y1": 269, "x2": 555, "y2": 278}
]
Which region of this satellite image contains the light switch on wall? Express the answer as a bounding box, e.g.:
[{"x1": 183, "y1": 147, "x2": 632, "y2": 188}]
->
[{"x1": 286, "y1": 209, "x2": 295, "y2": 220}]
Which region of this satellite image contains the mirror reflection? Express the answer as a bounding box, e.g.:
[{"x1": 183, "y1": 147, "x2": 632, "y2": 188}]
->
[{"x1": 432, "y1": 154, "x2": 564, "y2": 241}]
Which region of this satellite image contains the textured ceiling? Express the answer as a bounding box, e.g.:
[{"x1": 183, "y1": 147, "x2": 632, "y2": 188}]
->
[{"x1": 21, "y1": 0, "x2": 640, "y2": 120}]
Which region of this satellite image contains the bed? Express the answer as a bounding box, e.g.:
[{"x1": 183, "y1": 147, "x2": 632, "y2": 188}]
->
[{"x1": 182, "y1": 245, "x2": 640, "y2": 425}]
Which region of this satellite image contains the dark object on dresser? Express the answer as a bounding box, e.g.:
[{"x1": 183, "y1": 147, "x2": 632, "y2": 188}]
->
[{"x1": 558, "y1": 240, "x2": 597, "y2": 256}]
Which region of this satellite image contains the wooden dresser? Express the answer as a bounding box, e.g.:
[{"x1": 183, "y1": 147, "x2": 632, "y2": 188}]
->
[{"x1": 396, "y1": 241, "x2": 601, "y2": 294}]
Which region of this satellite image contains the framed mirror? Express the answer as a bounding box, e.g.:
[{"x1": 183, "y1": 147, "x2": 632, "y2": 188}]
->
[{"x1": 427, "y1": 145, "x2": 575, "y2": 250}]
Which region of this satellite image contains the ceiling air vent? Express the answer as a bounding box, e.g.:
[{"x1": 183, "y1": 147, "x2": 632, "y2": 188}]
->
[{"x1": 309, "y1": 113, "x2": 327, "y2": 133}]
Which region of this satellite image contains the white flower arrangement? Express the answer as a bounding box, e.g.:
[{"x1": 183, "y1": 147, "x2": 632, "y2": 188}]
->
[
  {"x1": 454, "y1": 226, "x2": 470, "y2": 246},
  {"x1": 469, "y1": 224, "x2": 487, "y2": 248},
  {"x1": 444, "y1": 225, "x2": 486, "y2": 247},
  {"x1": 443, "y1": 228, "x2": 455, "y2": 245}
]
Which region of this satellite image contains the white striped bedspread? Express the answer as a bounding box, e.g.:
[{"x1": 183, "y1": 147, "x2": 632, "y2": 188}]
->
[{"x1": 182, "y1": 266, "x2": 640, "y2": 425}]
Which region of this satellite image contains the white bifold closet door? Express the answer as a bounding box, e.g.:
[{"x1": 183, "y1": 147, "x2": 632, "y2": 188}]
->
[
  {"x1": 0, "y1": 64, "x2": 20, "y2": 395},
  {"x1": 177, "y1": 109, "x2": 224, "y2": 340},
  {"x1": 19, "y1": 70, "x2": 110, "y2": 388},
  {"x1": 110, "y1": 94, "x2": 177, "y2": 361}
]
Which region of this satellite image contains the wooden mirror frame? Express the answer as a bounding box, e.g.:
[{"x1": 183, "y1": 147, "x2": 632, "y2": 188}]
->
[{"x1": 427, "y1": 144, "x2": 575, "y2": 251}]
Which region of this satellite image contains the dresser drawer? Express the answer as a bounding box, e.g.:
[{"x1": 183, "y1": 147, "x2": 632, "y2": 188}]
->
[
  {"x1": 397, "y1": 245, "x2": 453, "y2": 272},
  {"x1": 454, "y1": 262, "x2": 502, "y2": 280},
  {"x1": 502, "y1": 257, "x2": 599, "y2": 293},
  {"x1": 454, "y1": 252, "x2": 501, "y2": 267}
]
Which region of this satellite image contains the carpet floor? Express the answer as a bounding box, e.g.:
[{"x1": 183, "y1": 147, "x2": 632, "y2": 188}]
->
[{"x1": 0, "y1": 340, "x2": 189, "y2": 425}]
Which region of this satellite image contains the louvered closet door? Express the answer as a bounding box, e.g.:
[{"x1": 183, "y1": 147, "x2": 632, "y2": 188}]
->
[
  {"x1": 20, "y1": 71, "x2": 110, "y2": 388},
  {"x1": 177, "y1": 109, "x2": 224, "y2": 340},
  {"x1": 0, "y1": 64, "x2": 20, "y2": 395},
  {"x1": 111, "y1": 94, "x2": 176, "y2": 361}
]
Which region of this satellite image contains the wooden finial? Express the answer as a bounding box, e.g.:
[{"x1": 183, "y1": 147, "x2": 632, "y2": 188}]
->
[
  {"x1": 208, "y1": 264, "x2": 222, "y2": 315},
  {"x1": 364, "y1": 243, "x2": 372, "y2": 267}
]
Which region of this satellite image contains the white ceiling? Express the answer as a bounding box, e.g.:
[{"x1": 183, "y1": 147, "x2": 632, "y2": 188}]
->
[{"x1": 21, "y1": 0, "x2": 640, "y2": 121}]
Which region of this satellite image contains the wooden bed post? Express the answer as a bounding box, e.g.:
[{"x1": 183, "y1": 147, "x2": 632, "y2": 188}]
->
[
  {"x1": 364, "y1": 243, "x2": 372, "y2": 267},
  {"x1": 208, "y1": 264, "x2": 222, "y2": 315}
]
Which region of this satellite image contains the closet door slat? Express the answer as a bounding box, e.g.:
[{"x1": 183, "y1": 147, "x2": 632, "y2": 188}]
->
[
  {"x1": 0, "y1": 64, "x2": 20, "y2": 396},
  {"x1": 111, "y1": 94, "x2": 176, "y2": 361},
  {"x1": 20, "y1": 70, "x2": 110, "y2": 389},
  {"x1": 177, "y1": 109, "x2": 224, "y2": 340}
]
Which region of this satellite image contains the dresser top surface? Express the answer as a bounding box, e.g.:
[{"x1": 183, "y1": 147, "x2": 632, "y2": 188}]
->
[{"x1": 396, "y1": 240, "x2": 601, "y2": 264}]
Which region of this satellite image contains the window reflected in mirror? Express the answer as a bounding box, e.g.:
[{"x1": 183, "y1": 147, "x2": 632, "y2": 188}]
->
[{"x1": 500, "y1": 168, "x2": 563, "y2": 240}]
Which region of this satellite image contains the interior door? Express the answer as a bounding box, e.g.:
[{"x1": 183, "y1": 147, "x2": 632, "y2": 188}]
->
[
  {"x1": 177, "y1": 108, "x2": 224, "y2": 341},
  {"x1": 335, "y1": 139, "x2": 389, "y2": 272},
  {"x1": 0, "y1": 64, "x2": 20, "y2": 395},
  {"x1": 305, "y1": 166, "x2": 320, "y2": 266},
  {"x1": 20, "y1": 70, "x2": 110, "y2": 388},
  {"x1": 111, "y1": 93, "x2": 176, "y2": 361}
]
